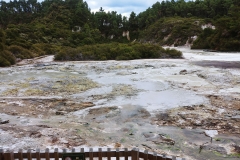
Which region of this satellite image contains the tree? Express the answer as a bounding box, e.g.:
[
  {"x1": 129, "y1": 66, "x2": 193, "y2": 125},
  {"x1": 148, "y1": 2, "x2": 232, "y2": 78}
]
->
[{"x1": 129, "y1": 11, "x2": 138, "y2": 31}]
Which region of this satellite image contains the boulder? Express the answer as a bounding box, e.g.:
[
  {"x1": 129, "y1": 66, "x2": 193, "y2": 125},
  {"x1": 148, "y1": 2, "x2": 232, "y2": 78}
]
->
[
  {"x1": 205, "y1": 130, "x2": 218, "y2": 137},
  {"x1": 179, "y1": 69, "x2": 187, "y2": 75},
  {"x1": 0, "y1": 119, "x2": 9, "y2": 124}
]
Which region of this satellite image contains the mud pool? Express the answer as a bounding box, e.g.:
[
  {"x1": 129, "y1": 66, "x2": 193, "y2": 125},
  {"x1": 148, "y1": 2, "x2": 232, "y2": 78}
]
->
[{"x1": 0, "y1": 47, "x2": 240, "y2": 160}]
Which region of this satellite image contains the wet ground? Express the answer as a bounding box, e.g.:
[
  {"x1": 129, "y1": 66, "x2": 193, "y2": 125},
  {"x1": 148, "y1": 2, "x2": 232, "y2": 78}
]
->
[
  {"x1": 194, "y1": 61, "x2": 240, "y2": 69},
  {"x1": 0, "y1": 47, "x2": 240, "y2": 160}
]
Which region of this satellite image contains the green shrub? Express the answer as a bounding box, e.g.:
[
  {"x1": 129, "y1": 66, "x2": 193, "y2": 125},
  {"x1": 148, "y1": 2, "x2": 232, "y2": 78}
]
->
[
  {"x1": 0, "y1": 55, "x2": 11, "y2": 67},
  {"x1": 192, "y1": 28, "x2": 215, "y2": 49},
  {"x1": 0, "y1": 43, "x2": 5, "y2": 51},
  {"x1": 0, "y1": 50, "x2": 16, "y2": 66},
  {"x1": 222, "y1": 39, "x2": 240, "y2": 51},
  {"x1": 31, "y1": 43, "x2": 59, "y2": 55},
  {"x1": 116, "y1": 55, "x2": 130, "y2": 60},
  {"x1": 132, "y1": 43, "x2": 162, "y2": 58},
  {"x1": 165, "y1": 48, "x2": 183, "y2": 58},
  {"x1": 55, "y1": 43, "x2": 182, "y2": 61},
  {"x1": 82, "y1": 37, "x2": 95, "y2": 45},
  {"x1": 55, "y1": 47, "x2": 84, "y2": 61},
  {"x1": 54, "y1": 50, "x2": 68, "y2": 61},
  {"x1": 11, "y1": 40, "x2": 32, "y2": 49},
  {"x1": 30, "y1": 45, "x2": 45, "y2": 56},
  {"x1": 8, "y1": 45, "x2": 34, "y2": 59},
  {"x1": 0, "y1": 29, "x2": 6, "y2": 51},
  {"x1": 2, "y1": 50, "x2": 16, "y2": 65}
]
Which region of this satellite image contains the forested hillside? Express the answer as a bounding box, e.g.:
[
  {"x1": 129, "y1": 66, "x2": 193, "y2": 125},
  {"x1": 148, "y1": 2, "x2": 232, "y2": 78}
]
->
[
  {"x1": 137, "y1": 0, "x2": 240, "y2": 51},
  {"x1": 0, "y1": 0, "x2": 239, "y2": 66}
]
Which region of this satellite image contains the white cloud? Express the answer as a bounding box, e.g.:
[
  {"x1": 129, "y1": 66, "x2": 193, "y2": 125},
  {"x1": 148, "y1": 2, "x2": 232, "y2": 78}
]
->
[{"x1": 85, "y1": 0, "x2": 163, "y2": 17}]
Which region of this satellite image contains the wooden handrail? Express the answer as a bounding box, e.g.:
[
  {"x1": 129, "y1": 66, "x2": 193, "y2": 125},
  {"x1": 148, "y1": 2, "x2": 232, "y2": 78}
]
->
[{"x1": 0, "y1": 148, "x2": 185, "y2": 160}]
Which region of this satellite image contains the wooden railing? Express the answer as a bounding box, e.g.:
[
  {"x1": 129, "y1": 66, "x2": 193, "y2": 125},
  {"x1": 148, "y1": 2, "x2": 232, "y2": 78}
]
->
[{"x1": 0, "y1": 148, "x2": 185, "y2": 160}]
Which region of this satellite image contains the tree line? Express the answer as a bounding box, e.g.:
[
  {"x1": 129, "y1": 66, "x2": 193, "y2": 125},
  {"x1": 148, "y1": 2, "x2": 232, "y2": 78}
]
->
[
  {"x1": 1, "y1": 0, "x2": 238, "y2": 35},
  {"x1": 0, "y1": 0, "x2": 240, "y2": 66},
  {"x1": 137, "y1": 0, "x2": 239, "y2": 29}
]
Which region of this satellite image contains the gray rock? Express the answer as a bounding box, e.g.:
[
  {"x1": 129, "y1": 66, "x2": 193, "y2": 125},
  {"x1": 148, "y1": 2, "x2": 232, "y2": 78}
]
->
[
  {"x1": 232, "y1": 144, "x2": 240, "y2": 153},
  {"x1": 56, "y1": 111, "x2": 67, "y2": 115},
  {"x1": 178, "y1": 113, "x2": 187, "y2": 120},
  {"x1": 156, "y1": 112, "x2": 170, "y2": 121},
  {"x1": 202, "y1": 144, "x2": 227, "y2": 154},
  {"x1": 183, "y1": 105, "x2": 195, "y2": 110},
  {"x1": 142, "y1": 132, "x2": 155, "y2": 138},
  {"x1": 154, "y1": 134, "x2": 175, "y2": 145},
  {"x1": 20, "y1": 119, "x2": 29, "y2": 124},
  {"x1": 205, "y1": 130, "x2": 218, "y2": 137},
  {"x1": 231, "y1": 115, "x2": 240, "y2": 121},
  {"x1": 0, "y1": 120, "x2": 9, "y2": 124},
  {"x1": 197, "y1": 73, "x2": 206, "y2": 79},
  {"x1": 145, "y1": 65, "x2": 155, "y2": 68},
  {"x1": 192, "y1": 120, "x2": 202, "y2": 126},
  {"x1": 179, "y1": 69, "x2": 187, "y2": 75}
]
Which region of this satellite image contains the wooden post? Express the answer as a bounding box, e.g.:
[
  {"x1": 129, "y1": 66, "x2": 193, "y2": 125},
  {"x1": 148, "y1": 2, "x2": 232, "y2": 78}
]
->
[
  {"x1": 81, "y1": 148, "x2": 84, "y2": 153},
  {"x1": 0, "y1": 148, "x2": 4, "y2": 160},
  {"x1": 36, "y1": 148, "x2": 40, "y2": 160},
  {"x1": 107, "y1": 148, "x2": 111, "y2": 160},
  {"x1": 131, "y1": 148, "x2": 139, "y2": 160},
  {"x1": 63, "y1": 148, "x2": 67, "y2": 153},
  {"x1": 72, "y1": 148, "x2": 76, "y2": 153},
  {"x1": 45, "y1": 148, "x2": 50, "y2": 160},
  {"x1": 116, "y1": 148, "x2": 120, "y2": 160},
  {"x1": 27, "y1": 149, "x2": 32, "y2": 160},
  {"x1": 124, "y1": 148, "x2": 128, "y2": 160},
  {"x1": 89, "y1": 148, "x2": 93, "y2": 160},
  {"x1": 148, "y1": 152, "x2": 153, "y2": 160},
  {"x1": 156, "y1": 154, "x2": 164, "y2": 160},
  {"x1": 4, "y1": 150, "x2": 14, "y2": 160},
  {"x1": 17, "y1": 149, "x2": 23, "y2": 160},
  {"x1": 143, "y1": 150, "x2": 148, "y2": 160},
  {"x1": 153, "y1": 152, "x2": 158, "y2": 160},
  {"x1": 165, "y1": 156, "x2": 172, "y2": 160},
  {"x1": 62, "y1": 148, "x2": 67, "y2": 159},
  {"x1": 162, "y1": 154, "x2": 167, "y2": 160},
  {"x1": 54, "y1": 148, "x2": 59, "y2": 160},
  {"x1": 98, "y1": 148, "x2": 103, "y2": 160}
]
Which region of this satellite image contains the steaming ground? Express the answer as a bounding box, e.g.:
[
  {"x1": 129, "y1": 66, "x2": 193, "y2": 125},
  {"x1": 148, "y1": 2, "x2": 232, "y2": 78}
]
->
[{"x1": 0, "y1": 47, "x2": 239, "y2": 160}]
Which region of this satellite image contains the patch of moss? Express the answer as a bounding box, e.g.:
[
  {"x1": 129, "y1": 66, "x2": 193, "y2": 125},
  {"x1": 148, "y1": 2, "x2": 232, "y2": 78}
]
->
[
  {"x1": 2, "y1": 88, "x2": 19, "y2": 96},
  {"x1": 24, "y1": 89, "x2": 44, "y2": 96}
]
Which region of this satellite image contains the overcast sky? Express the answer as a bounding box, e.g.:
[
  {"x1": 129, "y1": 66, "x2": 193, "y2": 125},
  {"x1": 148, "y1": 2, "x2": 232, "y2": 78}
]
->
[{"x1": 85, "y1": 0, "x2": 163, "y2": 17}]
